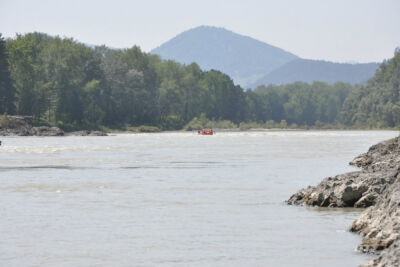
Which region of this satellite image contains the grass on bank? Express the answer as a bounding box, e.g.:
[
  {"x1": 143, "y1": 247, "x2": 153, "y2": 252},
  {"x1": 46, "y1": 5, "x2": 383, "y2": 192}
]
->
[
  {"x1": 1, "y1": 114, "x2": 398, "y2": 133},
  {"x1": 183, "y1": 116, "x2": 399, "y2": 131}
]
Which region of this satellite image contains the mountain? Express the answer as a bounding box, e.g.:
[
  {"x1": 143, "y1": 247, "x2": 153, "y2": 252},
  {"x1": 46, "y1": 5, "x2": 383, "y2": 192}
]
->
[
  {"x1": 251, "y1": 59, "x2": 379, "y2": 88},
  {"x1": 151, "y1": 26, "x2": 379, "y2": 88},
  {"x1": 151, "y1": 26, "x2": 298, "y2": 87}
]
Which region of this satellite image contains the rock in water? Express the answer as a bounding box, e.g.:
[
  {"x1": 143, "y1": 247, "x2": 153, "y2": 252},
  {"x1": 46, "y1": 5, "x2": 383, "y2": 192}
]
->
[
  {"x1": 287, "y1": 169, "x2": 397, "y2": 208},
  {"x1": 350, "y1": 177, "x2": 400, "y2": 252},
  {"x1": 361, "y1": 238, "x2": 400, "y2": 267},
  {"x1": 350, "y1": 137, "x2": 400, "y2": 171},
  {"x1": 288, "y1": 136, "x2": 400, "y2": 208},
  {"x1": 0, "y1": 116, "x2": 65, "y2": 136},
  {"x1": 0, "y1": 115, "x2": 108, "y2": 136},
  {"x1": 287, "y1": 136, "x2": 400, "y2": 266}
]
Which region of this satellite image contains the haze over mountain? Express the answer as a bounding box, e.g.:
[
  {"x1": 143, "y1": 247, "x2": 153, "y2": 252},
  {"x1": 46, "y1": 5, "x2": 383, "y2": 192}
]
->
[
  {"x1": 151, "y1": 26, "x2": 298, "y2": 87},
  {"x1": 151, "y1": 26, "x2": 379, "y2": 88},
  {"x1": 251, "y1": 59, "x2": 379, "y2": 88}
]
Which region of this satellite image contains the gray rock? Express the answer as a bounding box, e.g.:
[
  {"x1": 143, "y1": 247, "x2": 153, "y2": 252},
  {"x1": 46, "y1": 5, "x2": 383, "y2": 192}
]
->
[
  {"x1": 350, "y1": 177, "x2": 400, "y2": 253},
  {"x1": 287, "y1": 169, "x2": 397, "y2": 208},
  {"x1": 1, "y1": 115, "x2": 107, "y2": 136},
  {"x1": 350, "y1": 137, "x2": 400, "y2": 171},
  {"x1": 287, "y1": 136, "x2": 400, "y2": 266},
  {"x1": 361, "y1": 238, "x2": 400, "y2": 267},
  {"x1": 0, "y1": 116, "x2": 64, "y2": 136}
]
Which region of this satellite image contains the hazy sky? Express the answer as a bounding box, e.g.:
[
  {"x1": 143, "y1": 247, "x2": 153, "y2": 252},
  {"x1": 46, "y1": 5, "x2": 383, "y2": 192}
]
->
[{"x1": 1, "y1": 0, "x2": 399, "y2": 63}]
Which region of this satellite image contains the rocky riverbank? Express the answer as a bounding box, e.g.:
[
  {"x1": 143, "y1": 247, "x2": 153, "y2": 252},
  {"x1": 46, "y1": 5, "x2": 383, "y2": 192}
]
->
[
  {"x1": 288, "y1": 136, "x2": 400, "y2": 266},
  {"x1": 0, "y1": 116, "x2": 107, "y2": 136}
]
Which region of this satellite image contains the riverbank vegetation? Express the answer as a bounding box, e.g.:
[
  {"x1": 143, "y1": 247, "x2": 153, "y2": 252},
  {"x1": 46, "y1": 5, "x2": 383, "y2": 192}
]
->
[{"x1": 0, "y1": 32, "x2": 399, "y2": 131}]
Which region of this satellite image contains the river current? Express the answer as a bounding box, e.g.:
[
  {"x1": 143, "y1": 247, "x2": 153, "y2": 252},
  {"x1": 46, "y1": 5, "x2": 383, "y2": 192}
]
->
[{"x1": 0, "y1": 130, "x2": 398, "y2": 267}]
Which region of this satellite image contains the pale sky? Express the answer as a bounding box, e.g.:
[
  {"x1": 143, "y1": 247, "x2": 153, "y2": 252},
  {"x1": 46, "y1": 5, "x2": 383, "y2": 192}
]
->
[{"x1": 1, "y1": 0, "x2": 399, "y2": 63}]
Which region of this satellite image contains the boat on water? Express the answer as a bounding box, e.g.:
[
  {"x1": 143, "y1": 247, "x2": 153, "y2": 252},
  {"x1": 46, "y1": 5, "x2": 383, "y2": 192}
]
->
[{"x1": 198, "y1": 129, "x2": 214, "y2": 135}]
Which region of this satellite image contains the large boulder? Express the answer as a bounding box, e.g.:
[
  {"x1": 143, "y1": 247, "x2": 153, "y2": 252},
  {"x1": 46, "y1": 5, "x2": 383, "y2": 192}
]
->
[
  {"x1": 0, "y1": 115, "x2": 33, "y2": 136},
  {"x1": 0, "y1": 115, "x2": 109, "y2": 136},
  {"x1": 0, "y1": 116, "x2": 64, "y2": 136}
]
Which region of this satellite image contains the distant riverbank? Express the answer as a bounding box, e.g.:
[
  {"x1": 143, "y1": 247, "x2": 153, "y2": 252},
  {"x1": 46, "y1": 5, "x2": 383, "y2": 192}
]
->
[
  {"x1": 1, "y1": 115, "x2": 398, "y2": 137},
  {"x1": 0, "y1": 116, "x2": 107, "y2": 136}
]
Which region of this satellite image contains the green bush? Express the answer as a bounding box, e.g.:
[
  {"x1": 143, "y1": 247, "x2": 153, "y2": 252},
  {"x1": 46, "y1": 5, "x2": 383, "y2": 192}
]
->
[
  {"x1": 184, "y1": 115, "x2": 237, "y2": 130},
  {"x1": 205, "y1": 120, "x2": 237, "y2": 129},
  {"x1": 125, "y1": 125, "x2": 161, "y2": 133},
  {"x1": 0, "y1": 115, "x2": 10, "y2": 129},
  {"x1": 184, "y1": 117, "x2": 203, "y2": 131},
  {"x1": 138, "y1": 125, "x2": 161, "y2": 132}
]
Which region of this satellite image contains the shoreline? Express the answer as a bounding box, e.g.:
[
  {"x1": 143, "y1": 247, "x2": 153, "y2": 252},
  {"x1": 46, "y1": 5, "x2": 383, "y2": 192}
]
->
[
  {"x1": 1, "y1": 128, "x2": 397, "y2": 137},
  {"x1": 0, "y1": 116, "x2": 108, "y2": 136},
  {"x1": 1, "y1": 115, "x2": 398, "y2": 137},
  {"x1": 287, "y1": 136, "x2": 400, "y2": 266}
]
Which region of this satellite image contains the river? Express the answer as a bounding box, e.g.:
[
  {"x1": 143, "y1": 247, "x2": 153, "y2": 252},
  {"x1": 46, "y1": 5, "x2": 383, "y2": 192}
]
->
[{"x1": 0, "y1": 130, "x2": 398, "y2": 266}]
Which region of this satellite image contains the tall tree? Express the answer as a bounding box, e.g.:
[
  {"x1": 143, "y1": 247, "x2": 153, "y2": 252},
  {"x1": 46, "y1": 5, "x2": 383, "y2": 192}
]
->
[
  {"x1": 6, "y1": 34, "x2": 37, "y2": 116},
  {"x1": 0, "y1": 33, "x2": 16, "y2": 114},
  {"x1": 340, "y1": 48, "x2": 400, "y2": 127}
]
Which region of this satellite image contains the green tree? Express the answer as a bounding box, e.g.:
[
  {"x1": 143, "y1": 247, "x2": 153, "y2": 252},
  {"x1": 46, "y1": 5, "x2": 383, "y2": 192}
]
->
[{"x1": 0, "y1": 33, "x2": 16, "y2": 114}]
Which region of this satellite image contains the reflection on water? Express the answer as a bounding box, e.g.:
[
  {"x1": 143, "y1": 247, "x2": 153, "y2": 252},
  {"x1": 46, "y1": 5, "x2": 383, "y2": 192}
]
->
[
  {"x1": 0, "y1": 131, "x2": 397, "y2": 267},
  {"x1": 0, "y1": 165, "x2": 94, "y2": 171}
]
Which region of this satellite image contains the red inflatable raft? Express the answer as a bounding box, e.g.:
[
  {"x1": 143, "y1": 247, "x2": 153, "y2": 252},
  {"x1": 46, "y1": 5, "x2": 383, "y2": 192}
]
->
[{"x1": 198, "y1": 129, "x2": 214, "y2": 135}]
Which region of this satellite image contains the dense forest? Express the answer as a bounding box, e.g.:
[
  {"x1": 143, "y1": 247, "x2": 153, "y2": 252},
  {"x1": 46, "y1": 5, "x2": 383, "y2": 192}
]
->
[
  {"x1": 0, "y1": 32, "x2": 399, "y2": 131},
  {"x1": 340, "y1": 48, "x2": 400, "y2": 128}
]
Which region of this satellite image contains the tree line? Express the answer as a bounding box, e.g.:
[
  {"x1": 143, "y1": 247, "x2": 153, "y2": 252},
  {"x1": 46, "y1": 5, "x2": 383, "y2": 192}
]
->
[
  {"x1": 340, "y1": 48, "x2": 400, "y2": 128},
  {"x1": 0, "y1": 32, "x2": 399, "y2": 130}
]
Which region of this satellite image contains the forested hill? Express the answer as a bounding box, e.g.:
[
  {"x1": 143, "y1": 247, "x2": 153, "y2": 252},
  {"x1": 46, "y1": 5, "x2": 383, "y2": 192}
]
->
[
  {"x1": 151, "y1": 26, "x2": 298, "y2": 87},
  {"x1": 251, "y1": 59, "x2": 379, "y2": 88},
  {"x1": 151, "y1": 26, "x2": 379, "y2": 88},
  {"x1": 0, "y1": 32, "x2": 399, "y2": 131},
  {"x1": 340, "y1": 48, "x2": 400, "y2": 128}
]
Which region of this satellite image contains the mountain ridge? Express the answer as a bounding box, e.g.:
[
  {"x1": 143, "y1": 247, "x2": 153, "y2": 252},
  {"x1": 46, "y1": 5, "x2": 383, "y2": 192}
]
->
[
  {"x1": 151, "y1": 25, "x2": 379, "y2": 88},
  {"x1": 151, "y1": 25, "x2": 298, "y2": 87},
  {"x1": 251, "y1": 58, "x2": 379, "y2": 88}
]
